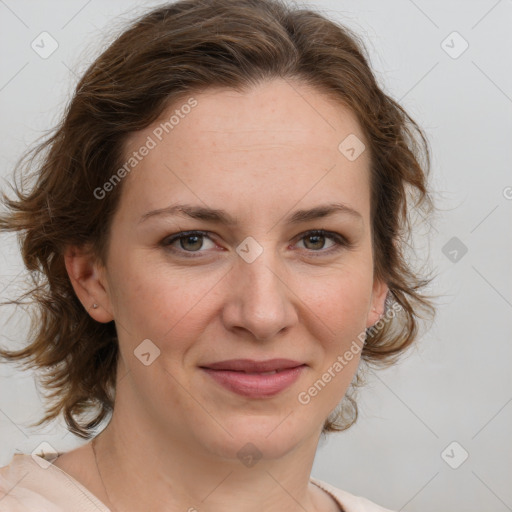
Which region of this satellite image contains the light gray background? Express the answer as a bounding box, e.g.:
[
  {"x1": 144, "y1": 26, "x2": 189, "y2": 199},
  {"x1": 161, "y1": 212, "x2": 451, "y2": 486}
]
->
[{"x1": 1, "y1": 1, "x2": 511, "y2": 511}]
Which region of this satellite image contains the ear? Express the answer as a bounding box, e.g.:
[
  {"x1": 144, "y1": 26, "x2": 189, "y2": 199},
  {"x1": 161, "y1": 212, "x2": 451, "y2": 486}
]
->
[
  {"x1": 366, "y1": 277, "x2": 389, "y2": 329},
  {"x1": 63, "y1": 245, "x2": 114, "y2": 323}
]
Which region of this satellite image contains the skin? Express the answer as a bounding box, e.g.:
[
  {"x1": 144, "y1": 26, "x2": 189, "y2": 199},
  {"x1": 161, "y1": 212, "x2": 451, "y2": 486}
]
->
[{"x1": 60, "y1": 77, "x2": 389, "y2": 512}]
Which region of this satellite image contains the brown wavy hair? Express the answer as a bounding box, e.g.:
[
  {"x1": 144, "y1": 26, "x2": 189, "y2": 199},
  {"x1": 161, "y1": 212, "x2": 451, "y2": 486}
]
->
[{"x1": 0, "y1": 0, "x2": 436, "y2": 439}]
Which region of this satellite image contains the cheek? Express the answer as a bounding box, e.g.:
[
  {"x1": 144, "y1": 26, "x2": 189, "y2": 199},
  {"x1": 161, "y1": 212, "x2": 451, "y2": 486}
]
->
[
  {"x1": 302, "y1": 265, "x2": 373, "y2": 341},
  {"x1": 109, "y1": 255, "x2": 218, "y2": 344}
]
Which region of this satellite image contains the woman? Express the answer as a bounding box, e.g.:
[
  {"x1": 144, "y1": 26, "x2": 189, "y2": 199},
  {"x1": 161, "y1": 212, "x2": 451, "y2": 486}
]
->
[{"x1": 0, "y1": 0, "x2": 435, "y2": 510}]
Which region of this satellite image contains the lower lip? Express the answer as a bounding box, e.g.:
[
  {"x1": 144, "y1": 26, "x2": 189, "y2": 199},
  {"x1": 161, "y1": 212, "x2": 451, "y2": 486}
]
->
[{"x1": 201, "y1": 365, "x2": 306, "y2": 398}]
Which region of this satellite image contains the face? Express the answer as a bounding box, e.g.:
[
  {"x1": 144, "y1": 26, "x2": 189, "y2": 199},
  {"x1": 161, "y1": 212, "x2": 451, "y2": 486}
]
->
[{"x1": 87, "y1": 78, "x2": 388, "y2": 461}]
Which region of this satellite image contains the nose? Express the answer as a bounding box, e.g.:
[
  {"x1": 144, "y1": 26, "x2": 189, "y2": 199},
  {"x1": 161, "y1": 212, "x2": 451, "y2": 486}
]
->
[{"x1": 221, "y1": 248, "x2": 298, "y2": 341}]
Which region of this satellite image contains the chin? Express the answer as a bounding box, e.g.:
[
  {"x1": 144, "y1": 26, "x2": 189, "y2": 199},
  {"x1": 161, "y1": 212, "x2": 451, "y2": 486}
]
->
[{"x1": 193, "y1": 412, "x2": 317, "y2": 462}]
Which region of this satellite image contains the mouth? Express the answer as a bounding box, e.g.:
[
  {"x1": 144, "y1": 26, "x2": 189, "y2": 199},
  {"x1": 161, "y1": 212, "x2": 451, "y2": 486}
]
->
[{"x1": 199, "y1": 359, "x2": 307, "y2": 398}]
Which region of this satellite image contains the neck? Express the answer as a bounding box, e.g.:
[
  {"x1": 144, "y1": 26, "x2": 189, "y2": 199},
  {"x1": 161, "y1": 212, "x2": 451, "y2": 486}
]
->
[{"x1": 92, "y1": 401, "x2": 326, "y2": 512}]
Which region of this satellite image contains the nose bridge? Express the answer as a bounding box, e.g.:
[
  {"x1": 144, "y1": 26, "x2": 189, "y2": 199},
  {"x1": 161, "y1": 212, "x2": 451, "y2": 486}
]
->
[{"x1": 224, "y1": 240, "x2": 296, "y2": 340}]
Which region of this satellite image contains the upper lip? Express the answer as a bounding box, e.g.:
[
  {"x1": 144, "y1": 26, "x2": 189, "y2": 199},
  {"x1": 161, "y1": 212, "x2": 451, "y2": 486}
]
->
[{"x1": 200, "y1": 358, "x2": 305, "y2": 372}]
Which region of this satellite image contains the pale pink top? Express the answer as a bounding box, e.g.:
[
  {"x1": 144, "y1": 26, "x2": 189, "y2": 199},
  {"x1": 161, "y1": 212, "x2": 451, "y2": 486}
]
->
[{"x1": 0, "y1": 452, "x2": 397, "y2": 512}]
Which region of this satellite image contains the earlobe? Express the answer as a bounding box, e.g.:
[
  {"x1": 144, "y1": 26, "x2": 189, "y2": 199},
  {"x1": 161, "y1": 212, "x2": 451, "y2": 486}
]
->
[
  {"x1": 63, "y1": 245, "x2": 114, "y2": 323},
  {"x1": 366, "y1": 278, "x2": 389, "y2": 328}
]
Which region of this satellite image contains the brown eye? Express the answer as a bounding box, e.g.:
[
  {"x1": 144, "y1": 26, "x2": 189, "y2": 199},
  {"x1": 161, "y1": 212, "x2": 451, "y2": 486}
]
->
[
  {"x1": 302, "y1": 233, "x2": 329, "y2": 250},
  {"x1": 178, "y1": 234, "x2": 204, "y2": 251},
  {"x1": 296, "y1": 230, "x2": 349, "y2": 255},
  {"x1": 162, "y1": 231, "x2": 216, "y2": 254}
]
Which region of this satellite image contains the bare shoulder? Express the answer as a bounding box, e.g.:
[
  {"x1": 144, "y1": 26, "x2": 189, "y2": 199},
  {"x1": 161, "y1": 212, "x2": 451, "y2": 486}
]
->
[{"x1": 53, "y1": 443, "x2": 106, "y2": 504}]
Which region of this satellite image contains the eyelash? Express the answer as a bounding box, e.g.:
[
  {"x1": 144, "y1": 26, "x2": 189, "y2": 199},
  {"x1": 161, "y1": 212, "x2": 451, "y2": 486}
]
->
[{"x1": 161, "y1": 229, "x2": 351, "y2": 258}]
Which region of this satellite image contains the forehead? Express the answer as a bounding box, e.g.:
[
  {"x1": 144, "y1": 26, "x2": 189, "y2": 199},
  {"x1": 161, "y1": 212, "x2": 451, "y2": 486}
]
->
[
  {"x1": 151, "y1": 80, "x2": 364, "y2": 149},
  {"x1": 118, "y1": 79, "x2": 371, "y2": 223}
]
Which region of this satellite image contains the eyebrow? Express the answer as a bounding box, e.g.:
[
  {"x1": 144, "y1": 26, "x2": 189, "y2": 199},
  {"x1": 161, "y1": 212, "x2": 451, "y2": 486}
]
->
[{"x1": 139, "y1": 202, "x2": 363, "y2": 225}]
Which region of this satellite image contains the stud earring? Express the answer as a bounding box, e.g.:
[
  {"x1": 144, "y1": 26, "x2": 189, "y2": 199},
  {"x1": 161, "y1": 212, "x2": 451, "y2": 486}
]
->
[{"x1": 92, "y1": 303, "x2": 98, "y2": 309}]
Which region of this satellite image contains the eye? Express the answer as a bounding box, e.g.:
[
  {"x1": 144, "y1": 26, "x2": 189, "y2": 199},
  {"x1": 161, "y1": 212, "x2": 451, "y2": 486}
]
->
[
  {"x1": 161, "y1": 231, "x2": 215, "y2": 255},
  {"x1": 294, "y1": 229, "x2": 350, "y2": 256},
  {"x1": 161, "y1": 229, "x2": 351, "y2": 257}
]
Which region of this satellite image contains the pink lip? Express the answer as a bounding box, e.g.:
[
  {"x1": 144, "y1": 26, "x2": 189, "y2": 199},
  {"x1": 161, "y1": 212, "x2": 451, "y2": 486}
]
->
[
  {"x1": 201, "y1": 358, "x2": 304, "y2": 372},
  {"x1": 200, "y1": 359, "x2": 307, "y2": 398}
]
